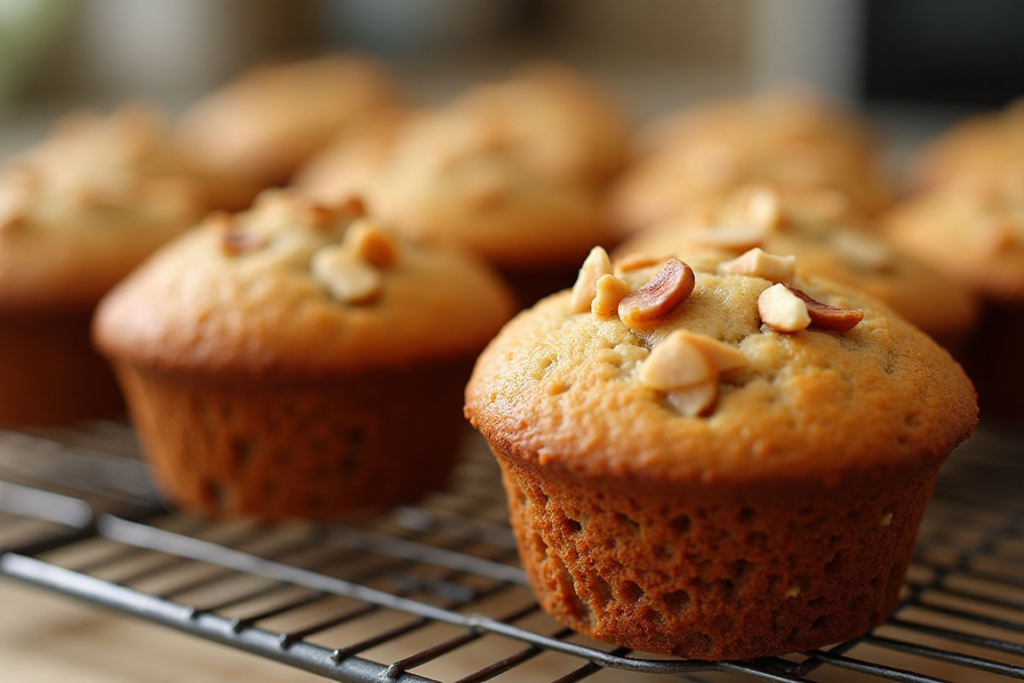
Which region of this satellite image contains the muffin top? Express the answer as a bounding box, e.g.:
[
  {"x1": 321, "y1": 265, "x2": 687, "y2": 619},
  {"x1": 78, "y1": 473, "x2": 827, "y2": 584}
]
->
[
  {"x1": 910, "y1": 98, "x2": 1024, "y2": 190},
  {"x1": 607, "y1": 88, "x2": 892, "y2": 236},
  {"x1": 451, "y1": 61, "x2": 630, "y2": 185},
  {"x1": 0, "y1": 104, "x2": 206, "y2": 312},
  {"x1": 884, "y1": 168, "x2": 1024, "y2": 302},
  {"x1": 94, "y1": 190, "x2": 517, "y2": 376},
  {"x1": 465, "y1": 248, "x2": 977, "y2": 488},
  {"x1": 616, "y1": 185, "x2": 979, "y2": 342},
  {"x1": 368, "y1": 105, "x2": 609, "y2": 270},
  {"x1": 174, "y1": 53, "x2": 401, "y2": 186}
]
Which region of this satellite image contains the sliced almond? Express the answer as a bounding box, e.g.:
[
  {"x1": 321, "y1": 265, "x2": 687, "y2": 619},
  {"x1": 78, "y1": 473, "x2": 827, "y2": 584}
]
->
[
  {"x1": 570, "y1": 246, "x2": 613, "y2": 313},
  {"x1": 786, "y1": 286, "x2": 863, "y2": 332},
  {"x1": 618, "y1": 258, "x2": 695, "y2": 327},
  {"x1": 683, "y1": 226, "x2": 765, "y2": 253},
  {"x1": 677, "y1": 330, "x2": 747, "y2": 373},
  {"x1": 667, "y1": 382, "x2": 718, "y2": 417},
  {"x1": 344, "y1": 218, "x2": 400, "y2": 269},
  {"x1": 830, "y1": 229, "x2": 894, "y2": 272},
  {"x1": 591, "y1": 274, "x2": 632, "y2": 318},
  {"x1": 311, "y1": 246, "x2": 382, "y2": 304},
  {"x1": 758, "y1": 283, "x2": 811, "y2": 333},
  {"x1": 719, "y1": 247, "x2": 795, "y2": 284},
  {"x1": 639, "y1": 330, "x2": 716, "y2": 390}
]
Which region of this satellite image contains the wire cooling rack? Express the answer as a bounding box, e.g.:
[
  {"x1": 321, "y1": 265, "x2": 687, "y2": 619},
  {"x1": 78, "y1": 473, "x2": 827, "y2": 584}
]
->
[{"x1": 0, "y1": 420, "x2": 1022, "y2": 683}]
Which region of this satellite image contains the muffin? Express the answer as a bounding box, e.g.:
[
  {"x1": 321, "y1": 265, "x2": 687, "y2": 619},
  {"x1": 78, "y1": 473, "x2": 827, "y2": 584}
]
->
[
  {"x1": 616, "y1": 185, "x2": 979, "y2": 349},
  {"x1": 909, "y1": 97, "x2": 1024, "y2": 191},
  {"x1": 175, "y1": 53, "x2": 402, "y2": 189},
  {"x1": 94, "y1": 189, "x2": 516, "y2": 519},
  {"x1": 0, "y1": 104, "x2": 207, "y2": 425},
  {"x1": 451, "y1": 61, "x2": 630, "y2": 186},
  {"x1": 367, "y1": 104, "x2": 612, "y2": 305},
  {"x1": 608, "y1": 88, "x2": 893, "y2": 237},
  {"x1": 465, "y1": 248, "x2": 977, "y2": 660},
  {"x1": 884, "y1": 168, "x2": 1024, "y2": 419}
]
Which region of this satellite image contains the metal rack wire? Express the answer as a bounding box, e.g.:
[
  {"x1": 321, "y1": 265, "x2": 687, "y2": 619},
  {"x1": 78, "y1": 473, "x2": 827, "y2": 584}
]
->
[{"x1": 1, "y1": 420, "x2": 1022, "y2": 682}]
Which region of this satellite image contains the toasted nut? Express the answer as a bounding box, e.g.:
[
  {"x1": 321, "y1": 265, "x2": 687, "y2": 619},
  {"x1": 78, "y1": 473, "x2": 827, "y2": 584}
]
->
[
  {"x1": 683, "y1": 226, "x2": 765, "y2": 253},
  {"x1": 312, "y1": 246, "x2": 382, "y2": 304},
  {"x1": 338, "y1": 195, "x2": 367, "y2": 218},
  {"x1": 758, "y1": 283, "x2": 811, "y2": 333},
  {"x1": 344, "y1": 218, "x2": 400, "y2": 269},
  {"x1": 880, "y1": 513, "x2": 893, "y2": 527},
  {"x1": 591, "y1": 274, "x2": 632, "y2": 318},
  {"x1": 787, "y1": 286, "x2": 863, "y2": 332},
  {"x1": 667, "y1": 382, "x2": 718, "y2": 417},
  {"x1": 212, "y1": 212, "x2": 269, "y2": 255},
  {"x1": 785, "y1": 586, "x2": 801, "y2": 598},
  {"x1": 300, "y1": 202, "x2": 338, "y2": 231},
  {"x1": 618, "y1": 258, "x2": 695, "y2": 327},
  {"x1": 677, "y1": 330, "x2": 747, "y2": 373},
  {"x1": 830, "y1": 229, "x2": 894, "y2": 271},
  {"x1": 719, "y1": 247, "x2": 796, "y2": 283},
  {"x1": 639, "y1": 330, "x2": 717, "y2": 390},
  {"x1": 746, "y1": 187, "x2": 783, "y2": 231},
  {"x1": 570, "y1": 246, "x2": 613, "y2": 313},
  {"x1": 613, "y1": 252, "x2": 673, "y2": 276}
]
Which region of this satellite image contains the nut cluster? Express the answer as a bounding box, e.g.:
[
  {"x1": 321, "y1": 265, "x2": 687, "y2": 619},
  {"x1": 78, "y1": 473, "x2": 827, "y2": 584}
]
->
[{"x1": 570, "y1": 243, "x2": 864, "y2": 417}]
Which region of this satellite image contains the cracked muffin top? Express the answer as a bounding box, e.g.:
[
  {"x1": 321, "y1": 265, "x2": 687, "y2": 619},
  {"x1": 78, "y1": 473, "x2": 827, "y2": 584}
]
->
[
  {"x1": 465, "y1": 248, "x2": 977, "y2": 488},
  {"x1": 94, "y1": 189, "x2": 516, "y2": 376}
]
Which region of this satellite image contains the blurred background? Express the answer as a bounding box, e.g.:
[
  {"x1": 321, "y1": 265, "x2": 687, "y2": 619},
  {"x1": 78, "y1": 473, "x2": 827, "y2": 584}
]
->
[{"x1": 1, "y1": 0, "x2": 1023, "y2": 137}]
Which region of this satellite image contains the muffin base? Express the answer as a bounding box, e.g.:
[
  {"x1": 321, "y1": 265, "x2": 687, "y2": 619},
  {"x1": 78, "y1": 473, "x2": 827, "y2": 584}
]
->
[
  {"x1": 0, "y1": 311, "x2": 124, "y2": 427},
  {"x1": 495, "y1": 451, "x2": 945, "y2": 661},
  {"x1": 113, "y1": 359, "x2": 472, "y2": 519}
]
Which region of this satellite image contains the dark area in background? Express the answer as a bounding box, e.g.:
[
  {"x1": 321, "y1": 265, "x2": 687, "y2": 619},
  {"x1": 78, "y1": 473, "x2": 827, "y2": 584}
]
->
[{"x1": 863, "y1": 0, "x2": 1024, "y2": 107}]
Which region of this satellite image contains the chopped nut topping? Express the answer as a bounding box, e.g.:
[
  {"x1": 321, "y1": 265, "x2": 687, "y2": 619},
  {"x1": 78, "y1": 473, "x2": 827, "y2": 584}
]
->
[
  {"x1": 211, "y1": 211, "x2": 269, "y2": 255},
  {"x1": 719, "y1": 247, "x2": 795, "y2": 283},
  {"x1": 667, "y1": 382, "x2": 718, "y2": 417},
  {"x1": 880, "y1": 512, "x2": 893, "y2": 527},
  {"x1": 787, "y1": 286, "x2": 864, "y2": 332},
  {"x1": 591, "y1": 274, "x2": 632, "y2": 318},
  {"x1": 758, "y1": 283, "x2": 811, "y2": 333},
  {"x1": 300, "y1": 202, "x2": 339, "y2": 231},
  {"x1": 681, "y1": 331, "x2": 748, "y2": 373},
  {"x1": 830, "y1": 229, "x2": 894, "y2": 271},
  {"x1": 683, "y1": 226, "x2": 765, "y2": 253},
  {"x1": 311, "y1": 245, "x2": 382, "y2": 304},
  {"x1": 613, "y1": 252, "x2": 673, "y2": 276},
  {"x1": 639, "y1": 330, "x2": 721, "y2": 390},
  {"x1": 344, "y1": 218, "x2": 400, "y2": 269},
  {"x1": 785, "y1": 586, "x2": 801, "y2": 598},
  {"x1": 570, "y1": 246, "x2": 613, "y2": 313},
  {"x1": 618, "y1": 258, "x2": 695, "y2": 328},
  {"x1": 745, "y1": 187, "x2": 783, "y2": 231}
]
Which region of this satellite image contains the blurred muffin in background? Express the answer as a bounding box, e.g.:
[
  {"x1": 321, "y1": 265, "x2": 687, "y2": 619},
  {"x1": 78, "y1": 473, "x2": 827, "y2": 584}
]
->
[
  {"x1": 884, "y1": 167, "x2": 1024, "y2": 420},
  {"x1": 175, "y1": 53, "x2": 403, "y2": 192},
  {"x1": 616, "y1": 185, "x2": 979, "y2": 350},
  {"x1": 909, "y1": 98, "x2": 1024, "y2": 191},
  {"x1": 293, "y1": 61, "x2": 625, "y2": 306},
  {"x1": 0, "y1": 104, "x2": 207, "y2": 425},
  {"x1": 608, "y1": 87, "x2": 894, "y2": 238}
]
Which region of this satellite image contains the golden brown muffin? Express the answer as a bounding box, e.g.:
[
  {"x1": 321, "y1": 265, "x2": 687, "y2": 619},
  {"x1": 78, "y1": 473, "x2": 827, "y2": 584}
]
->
[
  {"x1": 451, "y1": 61, "x2": 630, "y2": 186},
  {"x1": 608, "y1": 88, "x2": 894, "y2": 237},
  {"x1": 175, "y1": 53, "x2": 402, "y2": 189},
  {"x1": 94, "y1": 189, "x2": 516, "y2": 519},
  {"x1": 465, "y1": 248, "x2": 977, "y2": 660},
  {"x1": 616, "y1": 185, "x2": 979, "y2": 349},
  {"x1": 368, "y1": 104, "x2": 613, "y2": 305},
  {"x1": 884, "y1": 169, "x2": 1024, "y2": 419},
  {"x1": 909, "y1": 98, "x2": 1024, "y2": 191},
  {"x1": 0, "y1": 105, "x2": 207, "y2": 425},
  {"x1": 291, "y1": 107, "x2": 409, "y2": 207}
]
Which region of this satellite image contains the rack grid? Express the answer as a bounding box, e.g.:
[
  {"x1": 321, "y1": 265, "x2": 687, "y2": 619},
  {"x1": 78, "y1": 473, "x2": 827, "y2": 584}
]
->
[{"x1": 1, "y1": 420, "x2": 1022, "y2": 682}]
